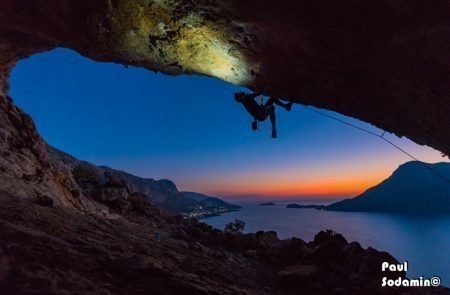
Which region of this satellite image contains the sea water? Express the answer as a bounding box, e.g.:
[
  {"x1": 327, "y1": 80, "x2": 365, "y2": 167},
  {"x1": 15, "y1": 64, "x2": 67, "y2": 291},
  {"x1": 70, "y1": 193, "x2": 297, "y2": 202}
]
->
[{"x1": 203, "y1": 201, "x2": 450, "y2": 286}]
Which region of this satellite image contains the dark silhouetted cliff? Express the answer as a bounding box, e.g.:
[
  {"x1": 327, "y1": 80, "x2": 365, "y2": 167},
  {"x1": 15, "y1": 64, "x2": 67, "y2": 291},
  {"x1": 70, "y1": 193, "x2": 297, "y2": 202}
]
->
[{"x1": 328, "y1": 162, "x2": 450, "y2": 213}]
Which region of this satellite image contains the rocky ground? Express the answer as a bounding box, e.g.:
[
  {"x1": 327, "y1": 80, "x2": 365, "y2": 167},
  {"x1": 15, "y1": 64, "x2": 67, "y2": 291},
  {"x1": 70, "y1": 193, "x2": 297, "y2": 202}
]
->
[{"x1": 1, "y1": 192, "x2": 448, "y2": 295}]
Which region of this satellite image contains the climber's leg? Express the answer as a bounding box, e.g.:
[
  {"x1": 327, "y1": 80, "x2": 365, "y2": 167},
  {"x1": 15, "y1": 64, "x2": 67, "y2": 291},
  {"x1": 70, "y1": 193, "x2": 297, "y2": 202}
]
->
[
  {"x1": 271, "y1": 97, "x2": 294, "y2": 111},
  {"x1": 269, "y1": 106, "x2": 277, "y2": 138}
]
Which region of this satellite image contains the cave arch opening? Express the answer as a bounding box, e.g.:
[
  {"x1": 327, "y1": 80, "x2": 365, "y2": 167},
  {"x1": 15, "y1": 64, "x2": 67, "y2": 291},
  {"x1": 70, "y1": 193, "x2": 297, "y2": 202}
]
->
[{"x1": 8, "y1": 48, "x2": 448, "y2": 200}]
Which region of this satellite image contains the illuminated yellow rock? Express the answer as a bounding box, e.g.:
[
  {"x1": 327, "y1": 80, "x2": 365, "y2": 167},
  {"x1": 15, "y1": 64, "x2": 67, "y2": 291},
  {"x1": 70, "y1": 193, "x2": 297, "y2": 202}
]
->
[{"x1": 108, "y1": 0, "x2": 253, "y2": 85}]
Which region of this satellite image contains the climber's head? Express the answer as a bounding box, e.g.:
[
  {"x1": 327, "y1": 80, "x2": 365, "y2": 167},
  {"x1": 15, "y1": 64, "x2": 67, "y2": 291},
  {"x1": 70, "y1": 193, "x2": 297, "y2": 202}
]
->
[{"x1": 234, "y1": 92, "x2": 245, "y2": 102}]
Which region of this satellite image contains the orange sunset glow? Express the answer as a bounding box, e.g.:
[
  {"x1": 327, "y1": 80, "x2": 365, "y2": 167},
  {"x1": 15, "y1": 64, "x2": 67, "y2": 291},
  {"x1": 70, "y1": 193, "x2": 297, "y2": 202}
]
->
[{"x1": 182, "y1": 142, "x2": 448, "y2": 199}]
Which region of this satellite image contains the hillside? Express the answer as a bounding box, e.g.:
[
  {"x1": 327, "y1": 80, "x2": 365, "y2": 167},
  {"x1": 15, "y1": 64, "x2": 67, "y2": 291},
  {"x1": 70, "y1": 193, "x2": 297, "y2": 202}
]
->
[
  {"x1": 327, "y1": 161, "x2": 450, "y2": 213},
  {"x1": 50, "y1": 147, "x2": 235, "y2": 217}
]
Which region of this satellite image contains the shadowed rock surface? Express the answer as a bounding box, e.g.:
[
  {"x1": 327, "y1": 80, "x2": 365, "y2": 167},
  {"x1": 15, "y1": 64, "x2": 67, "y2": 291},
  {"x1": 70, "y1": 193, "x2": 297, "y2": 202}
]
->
[
  {"x1": 2, "y1": 195, "x2": 449, "y2": 295},
  {"x1": 1, "y1": 1, "x2": 450, "y2": 155}
]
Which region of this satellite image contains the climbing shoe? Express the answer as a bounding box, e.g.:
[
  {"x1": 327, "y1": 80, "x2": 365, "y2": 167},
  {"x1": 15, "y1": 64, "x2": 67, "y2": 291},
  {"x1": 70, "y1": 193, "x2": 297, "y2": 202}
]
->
[
  {"x1": 272, "y1": 129, "x2": 277, "y2": 138},
  {"x1": 252, "y1": 120, "x2": 258, "y2": 131}
]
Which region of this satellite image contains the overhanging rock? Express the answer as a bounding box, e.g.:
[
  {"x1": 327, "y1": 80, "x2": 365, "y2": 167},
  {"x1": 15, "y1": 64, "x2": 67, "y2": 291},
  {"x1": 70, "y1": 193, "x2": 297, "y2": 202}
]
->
[{"x1": 1, "y1": 0, "x2": 450, "y2": 155}]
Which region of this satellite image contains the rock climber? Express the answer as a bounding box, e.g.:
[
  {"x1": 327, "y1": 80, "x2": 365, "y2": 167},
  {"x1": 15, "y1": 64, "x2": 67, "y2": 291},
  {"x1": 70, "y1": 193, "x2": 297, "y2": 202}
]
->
[{"x1": 234, "y1": 91, "x2": 293, "y2": 138}]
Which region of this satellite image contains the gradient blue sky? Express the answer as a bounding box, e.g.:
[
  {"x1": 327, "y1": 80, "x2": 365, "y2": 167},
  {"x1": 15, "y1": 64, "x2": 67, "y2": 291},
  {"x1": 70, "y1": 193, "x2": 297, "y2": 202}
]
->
[{"x1": 9, "y1": 49, "x2": 448, "y2": 199}]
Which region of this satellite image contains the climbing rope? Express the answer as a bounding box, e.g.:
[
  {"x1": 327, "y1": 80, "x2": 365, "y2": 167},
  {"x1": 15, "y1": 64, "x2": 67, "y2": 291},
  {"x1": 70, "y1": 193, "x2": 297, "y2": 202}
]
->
[{"x1": 303, "y1": 105, "x2": 450, "y2": 184}]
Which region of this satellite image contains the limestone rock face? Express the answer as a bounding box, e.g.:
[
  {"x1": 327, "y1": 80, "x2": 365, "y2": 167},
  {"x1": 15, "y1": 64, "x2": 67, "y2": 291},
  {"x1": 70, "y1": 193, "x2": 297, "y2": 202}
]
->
[
  {"x1": 0, "y1": 92, "x2": 93, "y2": 210},
  {"x1": 1, "y1": 0, "x2": 450, "y2": 156}
]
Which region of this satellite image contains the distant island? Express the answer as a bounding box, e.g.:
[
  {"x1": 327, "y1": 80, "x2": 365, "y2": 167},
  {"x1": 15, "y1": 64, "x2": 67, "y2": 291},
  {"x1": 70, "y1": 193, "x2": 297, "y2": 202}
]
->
[
  {"x1": 286, "y1": 204, "x2": 326, "y2": 210},
  {"x1": 259, "y1": 202, "x2": 276, "y2": 206},
  {"x1": 327, "y1": 161, "x2": 450, "y2": 214}
]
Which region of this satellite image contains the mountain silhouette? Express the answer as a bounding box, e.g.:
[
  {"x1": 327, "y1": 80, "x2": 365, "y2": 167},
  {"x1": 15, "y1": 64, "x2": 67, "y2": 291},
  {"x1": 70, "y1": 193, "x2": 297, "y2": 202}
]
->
[{"x1": 327, "y1": 161, "x2": 450, "y2": 213}]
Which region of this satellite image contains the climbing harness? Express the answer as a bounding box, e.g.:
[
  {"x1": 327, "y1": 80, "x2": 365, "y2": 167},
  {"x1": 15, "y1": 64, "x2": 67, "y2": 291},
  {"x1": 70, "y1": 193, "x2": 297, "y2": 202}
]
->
[{"x1": 251, "y1": 95, "x2": 265, "y2": 132}]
